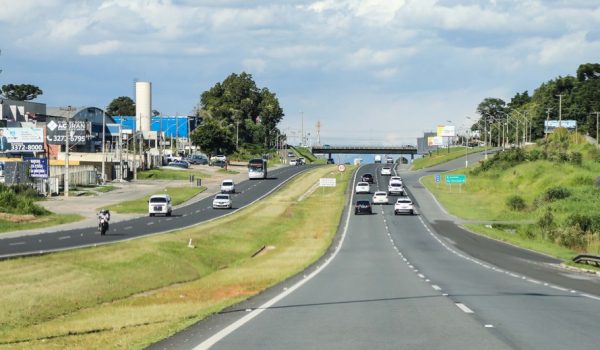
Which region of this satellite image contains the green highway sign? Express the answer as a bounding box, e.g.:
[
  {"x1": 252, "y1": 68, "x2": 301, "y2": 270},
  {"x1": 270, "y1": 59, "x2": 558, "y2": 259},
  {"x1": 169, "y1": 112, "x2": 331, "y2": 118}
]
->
[{"x1": 445, "y1": 175, "x2": 466, "y2": 184}]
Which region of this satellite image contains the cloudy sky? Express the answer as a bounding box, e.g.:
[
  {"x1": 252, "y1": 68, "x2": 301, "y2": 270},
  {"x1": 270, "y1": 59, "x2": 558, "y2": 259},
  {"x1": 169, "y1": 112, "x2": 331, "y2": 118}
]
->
[{"x1": 1, "y1": 0, "x2": 599, "y2": 145}]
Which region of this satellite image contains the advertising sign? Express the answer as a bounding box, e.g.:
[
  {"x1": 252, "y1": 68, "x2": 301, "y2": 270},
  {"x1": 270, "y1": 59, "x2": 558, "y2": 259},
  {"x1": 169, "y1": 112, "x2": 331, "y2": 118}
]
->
[
  {"x1": 25, "y1": 157, "x2": 49, "y2": 178},
  {"x1": 428, "y1": 136, "x2": 443, "y2": 146},
  {"x1": 46, "y1": 119, "x2": 90, "y2": 145},
  {"x1": 319, "y1": 178, "x2": 337, "y2": 187},
  {"x1": 544, "y1": 120, "x2": 577, "y2": 134},
  {"x1": 437, "y1": 125, "x2": 456, "y2": 137},
  {"x1": 0, "y1": 127, "x2": 45, "y2": 153}
]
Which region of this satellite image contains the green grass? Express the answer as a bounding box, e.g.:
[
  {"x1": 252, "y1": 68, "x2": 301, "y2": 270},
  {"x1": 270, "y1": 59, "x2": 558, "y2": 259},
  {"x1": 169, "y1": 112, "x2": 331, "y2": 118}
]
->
[
  {"x1": 0, "y1": 214, "x2": 83, "y2": 234},
  {"x1": 137, "y1": 168, "x2": 211, "y2": 180},
  {"x1": 421, "y1": 139, "x2": 600, "y2": 262},
  {"x1": 411, "y1": 146, "x2": 484, "y2": 170},
  {"x1": 0, "y1": 165, "x2": 351, "y2": 349},
  {"x1": 94, "y1": 185, "x2": 117, "y2": 193},
  {"x1": 105, "y1": 186, "x2": 206, "y2": 213},
  {"x1": 291, "y1": 146, "x2": 318, "y2": 163},
  {"x1": 216, "y1": 168, "x2": 240, "y2": 175}
]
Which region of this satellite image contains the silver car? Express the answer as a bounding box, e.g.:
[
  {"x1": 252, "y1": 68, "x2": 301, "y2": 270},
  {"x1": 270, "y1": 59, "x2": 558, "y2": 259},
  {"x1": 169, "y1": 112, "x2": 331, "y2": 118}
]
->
[{"x1": 212, "y1": 194, "x2": 232, "y2": 209}]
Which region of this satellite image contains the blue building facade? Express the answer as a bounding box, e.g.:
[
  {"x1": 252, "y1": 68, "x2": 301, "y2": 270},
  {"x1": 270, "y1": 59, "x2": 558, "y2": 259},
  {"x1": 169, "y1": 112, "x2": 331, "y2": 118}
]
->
[{"x1": 112, "y1": 116, "x2": 200, "y2": 138}]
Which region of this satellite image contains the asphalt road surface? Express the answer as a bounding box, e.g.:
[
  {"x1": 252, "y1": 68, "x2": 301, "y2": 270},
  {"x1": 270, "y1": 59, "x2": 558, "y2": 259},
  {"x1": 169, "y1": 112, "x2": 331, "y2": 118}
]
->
[
  {"x1": 152, "y1": 153, "x2": 600, "y2": 350},
  {"x1": 0, "y1": 165, "x2": 313, "y2": 259}
]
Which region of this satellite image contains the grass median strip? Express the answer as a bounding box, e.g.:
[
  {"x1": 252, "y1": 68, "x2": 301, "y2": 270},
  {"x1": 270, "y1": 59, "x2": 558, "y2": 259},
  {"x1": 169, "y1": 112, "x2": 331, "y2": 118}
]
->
[
  {"x1": 0, "y1": 165, "x2": 352, "y2": 349},
  {"x1": 104, "y1": 186, "x2": 206, "y2": 214},
  {"x1": 137, "y1": 168, "x2": 211, "y2": 180}
]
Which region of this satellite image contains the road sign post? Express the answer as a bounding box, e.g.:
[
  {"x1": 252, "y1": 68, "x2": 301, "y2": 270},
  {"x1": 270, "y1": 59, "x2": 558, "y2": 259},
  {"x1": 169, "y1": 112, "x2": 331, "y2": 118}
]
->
[{"x1": 445, "y1": 174, "x2": 466, "y2": 192}]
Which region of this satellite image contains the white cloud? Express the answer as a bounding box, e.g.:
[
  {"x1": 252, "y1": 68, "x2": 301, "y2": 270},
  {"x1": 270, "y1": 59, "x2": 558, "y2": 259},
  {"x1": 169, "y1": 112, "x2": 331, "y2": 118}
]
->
[
  {"x1": 78, "y1": 40, "x2": 122, "y2": 56},
  {"x1": 243, "y1": 58, "x2": 268, "y2": 73}
]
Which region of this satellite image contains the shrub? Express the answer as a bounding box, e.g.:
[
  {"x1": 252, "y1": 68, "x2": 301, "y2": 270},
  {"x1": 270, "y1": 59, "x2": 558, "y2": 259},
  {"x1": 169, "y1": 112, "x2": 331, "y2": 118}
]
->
[
  {"x1": 506, "y1": 195, "x2": 526, "y2": 211},
  {"x1": 518, "y1": 225, "x2": 537, "y2": 240},
  {"x1": 567, "y1": 213, "x2": 593, "y2": 232},
  {"x1": 557, "y1": 226, "x2": 587, "y2": 249},
  {"x1": 538, "y1": 208, "x2": 555, "y2": 240},
  {"x1": 543, "y1": 186, "x2": 571, "y2": 201},
  {"x1": 569, "y1": 152, "x2": 583, "y2": 165}
]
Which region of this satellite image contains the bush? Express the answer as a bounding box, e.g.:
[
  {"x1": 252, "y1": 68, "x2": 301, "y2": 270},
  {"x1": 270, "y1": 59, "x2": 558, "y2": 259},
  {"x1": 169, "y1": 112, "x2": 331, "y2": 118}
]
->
[
  {"x1": 544, "y1": 186, "x2": 571, "y2": 201},
  {"x1": 506, "y1": 195, "x2": 526, "y2": 211},
  {"x1": 556, "y1": 226, "x2": 587, "y2": 249},
  {"x1": 567, "y1": 213, "x2": 593, "y2": 232},
  {"x1": 538, "y1": 208, "x2": 555, "y2": 240},
  {"x1": 570, "y1": 152, "x2": 583, "y2": 165}
]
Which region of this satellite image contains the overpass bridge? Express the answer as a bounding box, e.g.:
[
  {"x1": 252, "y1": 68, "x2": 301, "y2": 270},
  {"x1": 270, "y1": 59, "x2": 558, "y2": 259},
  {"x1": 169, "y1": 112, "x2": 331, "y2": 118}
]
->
[{"x1": 310, "y1": 145, "x2": 418, "y2": 160}]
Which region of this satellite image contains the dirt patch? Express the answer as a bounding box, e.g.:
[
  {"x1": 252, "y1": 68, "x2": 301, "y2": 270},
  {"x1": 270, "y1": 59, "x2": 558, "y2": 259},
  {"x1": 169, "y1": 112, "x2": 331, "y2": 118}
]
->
[{"x1": 0, "y1": 212, "x2": 38, "y2": 223}]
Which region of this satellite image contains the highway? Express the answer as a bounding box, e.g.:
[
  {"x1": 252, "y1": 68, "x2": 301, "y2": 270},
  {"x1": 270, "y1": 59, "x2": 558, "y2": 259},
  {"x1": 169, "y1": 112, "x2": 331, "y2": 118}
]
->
[
  {"x1": 0, "y1": 165, "x2": 312, "y2": 259},
  {"x1": 152, "y1": 155, "x2": 600, "y2": 350}
]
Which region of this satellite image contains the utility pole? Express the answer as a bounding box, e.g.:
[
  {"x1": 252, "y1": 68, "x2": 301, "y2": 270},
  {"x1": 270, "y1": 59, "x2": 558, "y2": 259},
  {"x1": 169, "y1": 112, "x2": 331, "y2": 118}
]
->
[
  {"x1": 315, "y1": 120, "x2": 321, "y2": 146},
  {"x1": 557, "y1": 94, "x2": 564, "y2": 123},
  {"x1": 101, "y1": 111, "x2": 106, "y2": 184},
  {"x1": 592, "y1": 111, "x2": 600, "y2": 146},
  {"x1": 60, "y1": 106, "x2": 76, "y2": 197}
]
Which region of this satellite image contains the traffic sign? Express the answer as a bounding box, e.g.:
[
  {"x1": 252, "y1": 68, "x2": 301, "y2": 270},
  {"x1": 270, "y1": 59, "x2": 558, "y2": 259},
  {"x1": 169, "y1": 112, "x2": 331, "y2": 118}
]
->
[
  {"x1": 435, "y1": 174, "x2": 441, "y2": 183},
  {"x1": 445, "y1": 175, "x2": 466, "y2": 184},
  {"x1": 338, "y1": 164, "x2": 346, "y2": 172},
  {"x1": 319, "y1": 178, "x2": 337, "y2": 187}
]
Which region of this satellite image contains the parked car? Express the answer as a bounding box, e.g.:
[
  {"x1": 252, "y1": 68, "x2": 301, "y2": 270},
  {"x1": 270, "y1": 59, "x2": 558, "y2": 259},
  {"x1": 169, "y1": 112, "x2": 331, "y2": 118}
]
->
[
  {"x1": 354, "y1": 200, "x2": 372, "y2": 215},
  {"x1": 186, "y1": 154, "x2": 208, "y2": 165},
  {"x1": 394, "y1": 197, "x2": 414, "y2": 215},
  {"x1": 220, "y1": 179, "x2": 235, "y2": 194},
  {"x1": 168, "y1": 160, "x2": 190, "y2": 168},
  {"x1": 388, "y1": 182, "x2": 404, "y2": 196},
  {"x1": 361, "y1": 173, "x2": 374, "y2": 183},
  {"x1": 380, "y1": 167, "x2": 392, "y2": 176},
  {"x1": 211, "y1": 159, "x2": 227, "y2": 168},
  {"x1": 148, "y1": 194, "x2": 172, "y2": 217},
  {"x1": 355, "y1": 181, "x2": 370, "y2": 194},
  {"x1": 212, "y1": 194, "x2": 232, "y2": 209},
  {"x1": 212, "y1": 155, "x2": 227, "y2": 162},
  {"x1": 372, "y1": 191, "x2": 389, "y2": 204}
]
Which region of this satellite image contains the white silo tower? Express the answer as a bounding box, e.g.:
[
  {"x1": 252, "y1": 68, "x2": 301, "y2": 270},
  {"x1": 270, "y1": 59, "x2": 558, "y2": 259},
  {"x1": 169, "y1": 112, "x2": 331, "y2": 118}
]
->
[{"x1": 135, "y1": 81, "x2": 152, "y2": 135}]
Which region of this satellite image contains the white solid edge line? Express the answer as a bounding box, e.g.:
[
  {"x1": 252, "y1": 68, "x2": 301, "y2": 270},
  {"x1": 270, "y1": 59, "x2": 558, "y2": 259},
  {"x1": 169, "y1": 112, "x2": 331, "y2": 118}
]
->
[
  {"x1": 193, "y1": 165, "x2": 362, "y2": 349},
  {"x1": 455, "y1": 303, "x2": 474, "y2": 314}
]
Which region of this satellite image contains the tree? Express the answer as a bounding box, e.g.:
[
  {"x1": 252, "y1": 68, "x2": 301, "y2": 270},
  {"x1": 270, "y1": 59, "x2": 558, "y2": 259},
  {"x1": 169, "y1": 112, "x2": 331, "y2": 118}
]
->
[
  {"x1": 1, "y1": 84, "x2": 43, "y2": 101},
  {"x1": 189, "y1": 118, "x2": 235, "y2": 157},
  {"x1": 106, "y1": 96, "x2": 135, "y2": 116},
  {"x1": 196, "y1": 72, "x2": 284, "y2": 147},
  {"x1": 576, "y1": 63, "x2": 600, "y2": 82}
]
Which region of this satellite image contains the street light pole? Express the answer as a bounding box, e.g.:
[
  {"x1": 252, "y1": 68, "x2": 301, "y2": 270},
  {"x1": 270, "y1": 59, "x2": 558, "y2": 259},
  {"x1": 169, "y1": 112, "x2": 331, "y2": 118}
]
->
[
  {"x1": 60, "y1": 106, "x2": 76, "y2": 197},
  {"x1": 101, "y1": 111, "x2": 106, "y2": 184}
]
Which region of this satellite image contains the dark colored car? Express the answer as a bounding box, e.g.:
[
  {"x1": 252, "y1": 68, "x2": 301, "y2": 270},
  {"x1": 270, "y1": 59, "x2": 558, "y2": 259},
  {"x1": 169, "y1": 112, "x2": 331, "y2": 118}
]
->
[
  {"x1": 354, "y1": 200, "x2": 372, "y2": 215},
  {"x1": 361, "y1": 173, "x2": 374, "y2": 183},
  {"x1": 186, "y1": 155, "x2": 208, "y2": 165},
  {"x1": 168, "y1": 160, "x2": 190, "y2": 168},
  {"x1": 211, "y1": 160, "x2": 227, "y2": 168}
]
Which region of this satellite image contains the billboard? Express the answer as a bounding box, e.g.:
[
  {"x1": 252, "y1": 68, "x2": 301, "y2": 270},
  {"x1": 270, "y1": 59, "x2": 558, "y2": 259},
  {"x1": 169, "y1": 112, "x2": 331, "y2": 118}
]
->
[
  {"x1": 25, "y1": 157, "x2": 49, "y2": 178},
  {"x1": 45, "y1": 119, "x2": 90, "y2": 145},
  {"x1": 428, "y1": 136, "x2": 443, "y2": 146},
  {"x1": 436, "y1": 125, "x2": 456, "y2": 137},
  {"x1": 0, "y1": 127, "x2": 45, "y2": 153},
  {"x1": 544, "y1": 120, "x2": 577, "y2": 134}
]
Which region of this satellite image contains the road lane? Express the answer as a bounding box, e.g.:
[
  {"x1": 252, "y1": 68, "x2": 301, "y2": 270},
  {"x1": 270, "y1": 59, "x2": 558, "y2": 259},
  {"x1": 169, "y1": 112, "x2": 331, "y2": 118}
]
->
[{"x1": 0, "y1": 165, "x2": 312, "y2": 258}]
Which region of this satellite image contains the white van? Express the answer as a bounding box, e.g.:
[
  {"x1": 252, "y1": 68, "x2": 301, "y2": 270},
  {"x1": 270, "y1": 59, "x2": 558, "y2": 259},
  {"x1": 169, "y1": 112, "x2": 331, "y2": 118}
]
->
[{"x1": 148, "y1": 194, "x2": 172, "y2": 217}]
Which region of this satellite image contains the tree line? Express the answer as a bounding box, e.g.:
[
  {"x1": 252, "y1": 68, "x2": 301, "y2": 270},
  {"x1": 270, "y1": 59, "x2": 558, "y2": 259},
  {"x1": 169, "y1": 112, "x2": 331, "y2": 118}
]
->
[{"x1": 473, "y1": 63, "x2": 600, "y2": 145}]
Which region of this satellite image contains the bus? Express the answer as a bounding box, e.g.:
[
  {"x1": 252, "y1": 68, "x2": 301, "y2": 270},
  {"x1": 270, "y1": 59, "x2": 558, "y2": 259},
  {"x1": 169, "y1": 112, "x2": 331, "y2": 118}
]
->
[{"x1": 248, "y1": 158, "x2": 267, "y2": 179}]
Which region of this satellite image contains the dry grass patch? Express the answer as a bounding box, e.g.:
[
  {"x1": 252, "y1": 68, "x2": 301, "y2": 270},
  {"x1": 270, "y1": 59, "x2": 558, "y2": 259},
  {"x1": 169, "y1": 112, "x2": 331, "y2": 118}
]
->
[{"x1": 0, "y1": 165, "x2": 353, "y2": 349}]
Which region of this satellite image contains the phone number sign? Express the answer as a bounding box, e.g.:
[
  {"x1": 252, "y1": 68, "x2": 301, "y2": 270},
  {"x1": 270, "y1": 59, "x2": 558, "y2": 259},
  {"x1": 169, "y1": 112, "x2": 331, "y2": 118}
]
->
[{"x1": 46, "y1": 119, "x2": 90, "y2": 145}]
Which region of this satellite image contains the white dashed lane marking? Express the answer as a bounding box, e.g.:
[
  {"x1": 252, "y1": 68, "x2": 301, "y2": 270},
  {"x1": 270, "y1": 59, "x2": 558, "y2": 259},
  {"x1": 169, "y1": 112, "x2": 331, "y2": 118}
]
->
[
  {"x1": 456, "y1": 303, "x2": 474, "y2": 314},
  {"x1": 58, "y1": 236, "x2": 70, "y2": 240},
  {"x1": 9, "y1": 241, "x2": 26, "y2": 246}
]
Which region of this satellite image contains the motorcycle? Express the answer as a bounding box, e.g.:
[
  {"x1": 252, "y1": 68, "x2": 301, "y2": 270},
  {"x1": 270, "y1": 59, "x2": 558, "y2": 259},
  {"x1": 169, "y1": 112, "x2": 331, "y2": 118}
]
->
[{"x1": 99, "y1": 217, "x2": 109, "y2": 235}]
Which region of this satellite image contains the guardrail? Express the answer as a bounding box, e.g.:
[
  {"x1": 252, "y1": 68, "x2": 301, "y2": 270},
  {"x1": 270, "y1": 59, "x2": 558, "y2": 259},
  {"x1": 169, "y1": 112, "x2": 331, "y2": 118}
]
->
[{"x1": 572, "y1": 254, "x2": 600, "y2": 267}]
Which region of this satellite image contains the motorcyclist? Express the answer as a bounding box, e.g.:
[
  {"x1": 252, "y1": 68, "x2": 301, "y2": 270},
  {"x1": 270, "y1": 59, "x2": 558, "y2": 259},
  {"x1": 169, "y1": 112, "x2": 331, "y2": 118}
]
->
[{"x1": 98, "y1": 209, "x2": 110, "y2": 233}]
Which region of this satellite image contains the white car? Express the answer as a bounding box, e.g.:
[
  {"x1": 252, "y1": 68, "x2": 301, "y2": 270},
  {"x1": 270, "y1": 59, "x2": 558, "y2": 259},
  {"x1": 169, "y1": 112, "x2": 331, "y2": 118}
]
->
[
  {"x1": 289, "y1": 159, "x2": 297, "y2": 166},
  {"x1": 388, "y1": 182, "x2": 404, "y2": 196},
  {"x1": 148, "y1": 194, "x2": 172, "y2": 217},
  {"x1": 372, "y1": 191, "x2": 389, "y2": 204},
  {"x1": 211, "y1": 155, "x2": 227, "y2": 162},
  {"x1": 212, "y1": 194, "x2": 232, "y2": 209},
  {"x1": 220, "y1": 179, "x2": 235, "y2": 193},
  {"x1": 380, "y1": 167, "x2": 392, "y2": 176},
  {"x1": 390, "y1": 176, "x2": 402, "y2": 183},
  {"x1": 394, "y1": 197, "x2": 414, "y2": 215},
  {"x1": 355, "y1": 181, "x2": 370, "y2": 194},
  {"x1": 386, "y1": 156, "x2": 394, "y2": 164}
]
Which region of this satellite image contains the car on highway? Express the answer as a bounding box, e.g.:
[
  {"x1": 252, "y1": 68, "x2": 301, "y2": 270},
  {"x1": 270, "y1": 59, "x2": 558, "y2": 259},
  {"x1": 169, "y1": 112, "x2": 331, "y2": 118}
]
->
[
  {"x1": 326, "y1": 158, "x2": 335, "y2": 164},
  {"x1": 168, "y1": 160, "x2": 190, "y2": 168},
  {"x1": 390, "y1": 176, "x2": 402, "y2": 183},
  {"x1": 287, "y1": 151, "x2": 294, "y2": 157},
  {"x1": 354, "y1": 200, "x2": 372, "y2": 215},
  {"x1": 386, "y1": 156, "x2": 394, "y2": 164},
  {"x1": 355, "y1": 181, "x2": 370, "y2": 194},
  {"x1": 372, "y1": 191, "x2": 389, "y2": 204},
  {"x1": 289, "y1": 159, "x2": 298, "y2": 166},
  {"x1": 212, "y1": 194, "x2": 232, "y2": 209},
  {"x1": 388, "y1": 182, "x2": 404, "y2": 196},
  {"x1": 380, "y1": 167, "x2": 392, "y2": 176},
  {"x1": 220, "y1": 179, "x2": 235, "y2": 194},
  {"x1": 394, "y1": 197, "x2": 414, "y2": 215},
  {"x1": 148, "y1": 194, "x2": 172, "y2": 217},
  {"x1": 361, "y1": 173, "x2": 374, "y2": 183},
  {"x1": 297, "y1": 157, "x2": 306, "y2": 165}
]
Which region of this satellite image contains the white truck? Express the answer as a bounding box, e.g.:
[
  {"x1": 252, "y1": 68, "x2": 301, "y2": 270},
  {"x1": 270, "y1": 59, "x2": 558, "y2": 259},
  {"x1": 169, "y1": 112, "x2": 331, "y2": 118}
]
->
[
  {"x1": 374, "y1": 155, "x2": 382, "y2": 163},
  {"x1": 148, "y1": 194, "x2": 173, "y2": 217}
]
